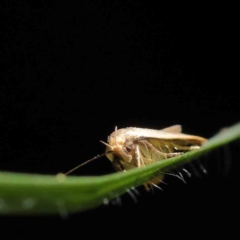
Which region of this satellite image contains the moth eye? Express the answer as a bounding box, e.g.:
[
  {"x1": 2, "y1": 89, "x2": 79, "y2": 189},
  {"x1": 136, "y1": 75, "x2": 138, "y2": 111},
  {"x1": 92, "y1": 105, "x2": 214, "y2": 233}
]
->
[{"x1": 125, "y1": 146, "x2": 132, "y2": 152}]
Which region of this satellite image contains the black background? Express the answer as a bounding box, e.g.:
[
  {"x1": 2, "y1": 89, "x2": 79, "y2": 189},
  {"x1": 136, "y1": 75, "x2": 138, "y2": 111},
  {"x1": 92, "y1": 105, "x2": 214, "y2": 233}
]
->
[{"x1": 1, "y1": 2, "x2": 238, "y2": 239}]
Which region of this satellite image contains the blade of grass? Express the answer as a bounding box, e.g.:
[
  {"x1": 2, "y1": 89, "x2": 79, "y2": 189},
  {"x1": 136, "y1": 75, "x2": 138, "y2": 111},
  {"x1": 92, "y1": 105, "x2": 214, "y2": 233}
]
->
[{"x1": 0, "y1": 122, "x2": 240, "y2": 215}]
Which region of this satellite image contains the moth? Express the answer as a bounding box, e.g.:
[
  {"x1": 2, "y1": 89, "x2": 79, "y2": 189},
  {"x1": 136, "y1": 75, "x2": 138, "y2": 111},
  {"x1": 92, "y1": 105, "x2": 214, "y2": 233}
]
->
[
  {"x1": 101, "y1": 125, "x2": 207, "y2": 189},
  {"x1": 65, "y1": 125, "x2": 207, "y2": 189}
]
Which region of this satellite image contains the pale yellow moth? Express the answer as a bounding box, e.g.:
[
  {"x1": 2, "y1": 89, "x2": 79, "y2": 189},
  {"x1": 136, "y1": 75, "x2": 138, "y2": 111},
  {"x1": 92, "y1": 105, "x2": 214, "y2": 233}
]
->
[
  {"x1": 102, "y1": 125, "x2": 207, "y2": 189},
  {"x1": 65, "y1": 125, "x2": 207, "y2": 189}
]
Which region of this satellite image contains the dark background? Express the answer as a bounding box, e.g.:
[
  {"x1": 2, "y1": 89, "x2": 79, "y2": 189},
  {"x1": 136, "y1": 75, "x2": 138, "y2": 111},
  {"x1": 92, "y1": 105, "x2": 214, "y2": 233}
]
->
[{"x1": 1, "y1": 2, "x2": 238, "y2": 238}]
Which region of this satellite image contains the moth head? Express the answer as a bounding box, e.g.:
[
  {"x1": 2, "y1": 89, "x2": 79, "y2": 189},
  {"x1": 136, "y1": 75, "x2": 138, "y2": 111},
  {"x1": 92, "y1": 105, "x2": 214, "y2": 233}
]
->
[
  {"x1": 100, "y1": 126, "x2": 133, "y2": 163},
  {"x1": 64, "y1": 126, "x2": 134, "y2": 176}
]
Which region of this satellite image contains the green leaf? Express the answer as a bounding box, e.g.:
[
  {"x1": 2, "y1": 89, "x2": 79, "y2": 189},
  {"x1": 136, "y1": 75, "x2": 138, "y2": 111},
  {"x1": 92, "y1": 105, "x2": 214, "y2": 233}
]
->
[{"x1": 0, "y1": 122, "x2": 240, "y2": 215}]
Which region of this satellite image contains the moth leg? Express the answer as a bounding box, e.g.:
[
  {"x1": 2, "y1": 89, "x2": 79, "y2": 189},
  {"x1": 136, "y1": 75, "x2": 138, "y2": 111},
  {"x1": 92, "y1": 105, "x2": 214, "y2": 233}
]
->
[
  {"x1": 137, "y1": 140, "x2": 165, "y2": 158},
  {"x1": 135, "y1": 145, "x2": 144, "y2": 167},
  {"x1": 139, "y1": 140, "x2": 183, "y2": 158},
  {"x1": 112, "y1": 158, "x2": 125, "y2": 171},
  {"x1": 173, "y1": 145, "x2": 200, "y2": 151},
  {"x1": 165, "y1": 152, "x2": 184, "y2": 158}
]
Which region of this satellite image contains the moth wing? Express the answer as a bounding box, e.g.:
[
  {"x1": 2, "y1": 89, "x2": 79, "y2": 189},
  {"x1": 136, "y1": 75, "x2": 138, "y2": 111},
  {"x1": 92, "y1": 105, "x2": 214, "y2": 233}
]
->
[
  {"x1": 135, "y1": 128, "x2": 207, "y2": 153},
  {"x1": 160, "y1": 125, "x2": 182, "y2": 133},
  {"x1": 143, "y1": 135, "x2": 207, "y2": 151},
  {"x1": 132, "y1": 127, "x2": 206, "y2": 144}
]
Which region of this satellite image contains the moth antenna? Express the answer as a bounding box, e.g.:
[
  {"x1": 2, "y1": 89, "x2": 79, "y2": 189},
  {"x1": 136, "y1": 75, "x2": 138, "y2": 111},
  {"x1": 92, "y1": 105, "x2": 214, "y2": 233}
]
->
[
  {"x1": 64, "y1": 151, "x2": 112, "y2": 175},
  {"x1": 115, "y1": 126, "x2": 118, "y2": 147},
  {"x1": 100, "y1": 140, "x2": 112, "y2": 149}
]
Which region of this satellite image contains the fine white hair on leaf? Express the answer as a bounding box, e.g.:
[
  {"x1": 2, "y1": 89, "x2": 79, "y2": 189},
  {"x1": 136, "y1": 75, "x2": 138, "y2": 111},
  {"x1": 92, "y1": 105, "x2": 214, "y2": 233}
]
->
[
  {"x1": 150, "y1": 182, "x2": 163, "y2": 191},
  {"x1": 178, "y1": 171, "x2": 186, "y2": 184},
  {"x1": 103, "y1": 198, "x2": 109, "y2": 205},
  {"x1": 22, "y1": 198, "x2": 36, "y2": 210},
  {"x1": 165, "y1": 172, "x2": 186, "y2": 183},
  {"x1": 57, "y1": 199, "x2": 68, "y2": 219},
  {"x1": 0, "y1": 199, "x2": 5, "y2": 209},
  {"x1": 131, "y1": 186, "x2": 140, "y2": 196},
  {"x1": 111, "y1": 196, "x2": 122, "y2": 206},
  {"x1": 182, "y1": 168, "x2": 192, "y2": 177},
  {"x1": 126, "y1": 188, "x2": 138, "y2": 203}
]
